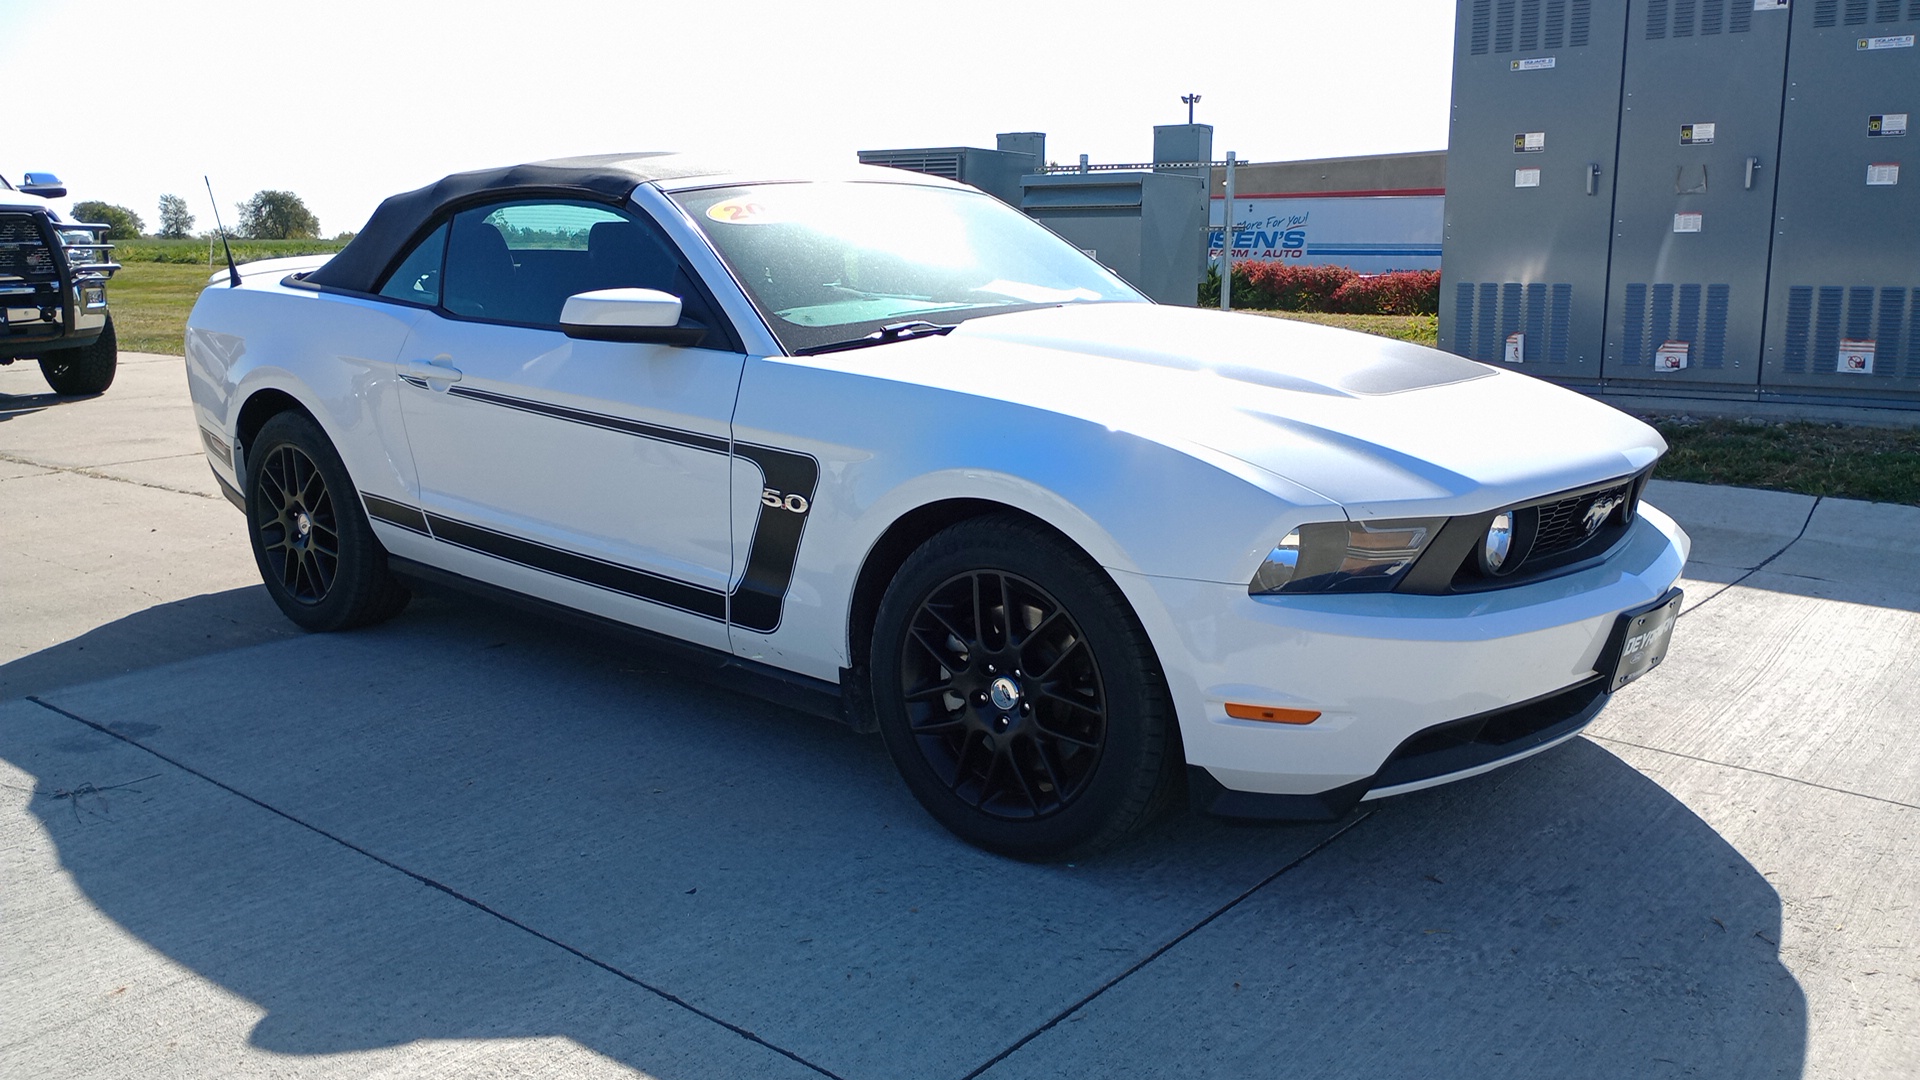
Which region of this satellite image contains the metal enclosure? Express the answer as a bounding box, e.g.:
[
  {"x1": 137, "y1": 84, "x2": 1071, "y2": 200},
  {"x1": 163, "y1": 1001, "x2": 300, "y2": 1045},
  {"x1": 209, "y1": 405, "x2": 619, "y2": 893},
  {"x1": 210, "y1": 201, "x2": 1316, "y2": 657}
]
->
[
  {"x1": 1439, "y1": 0, "x2": 1632, "y2": 378},
  {"x1": 1760, "y1": 0, "x2": 1920, "y2": 398},
  {"x1": 855, "y1": 145, "x2": 1040, "y2": 205},
  {"x1": 1443, "y1": 0, "x2": 1920, "y2": 408},
  {"x1": 1019, "y1": 171, "x2": 1208, "y2": 305},
  {"x1": 1600, "y1": 0, "x2": 1790, "y2": 391}
]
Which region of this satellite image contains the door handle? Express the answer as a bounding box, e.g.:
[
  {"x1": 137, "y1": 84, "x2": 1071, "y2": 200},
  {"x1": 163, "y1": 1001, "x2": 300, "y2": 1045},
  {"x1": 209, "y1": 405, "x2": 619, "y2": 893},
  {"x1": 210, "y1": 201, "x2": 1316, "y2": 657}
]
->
[
  {"x1": 1745, "y1": 156, "x2": 1761, "y2": 190},
  {"x1": 401, "y1": 356, "x2": 463, "y2": 387}
]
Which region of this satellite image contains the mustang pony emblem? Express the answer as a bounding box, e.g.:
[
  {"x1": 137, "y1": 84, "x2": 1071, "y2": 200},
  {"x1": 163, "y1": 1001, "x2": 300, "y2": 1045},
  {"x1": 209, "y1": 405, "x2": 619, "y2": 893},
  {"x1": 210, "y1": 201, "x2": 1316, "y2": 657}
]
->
[{"x1": 1583, "y1": 493, "x2": 1626, "y2": 536}]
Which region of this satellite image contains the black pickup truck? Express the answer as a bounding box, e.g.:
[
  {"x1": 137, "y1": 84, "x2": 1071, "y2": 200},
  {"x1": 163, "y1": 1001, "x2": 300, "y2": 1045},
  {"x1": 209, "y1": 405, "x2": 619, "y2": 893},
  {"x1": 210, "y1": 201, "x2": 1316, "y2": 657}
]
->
[{"x1": 1, "y1": 172, "x2": 119, "y2": 395}]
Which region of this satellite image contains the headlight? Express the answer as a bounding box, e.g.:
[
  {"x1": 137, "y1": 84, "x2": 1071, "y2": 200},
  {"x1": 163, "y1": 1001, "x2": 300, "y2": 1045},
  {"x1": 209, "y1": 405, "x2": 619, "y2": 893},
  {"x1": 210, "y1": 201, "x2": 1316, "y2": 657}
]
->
[{"x1": 1250, "y1": 517, "x2": 1445, "y2": 595}]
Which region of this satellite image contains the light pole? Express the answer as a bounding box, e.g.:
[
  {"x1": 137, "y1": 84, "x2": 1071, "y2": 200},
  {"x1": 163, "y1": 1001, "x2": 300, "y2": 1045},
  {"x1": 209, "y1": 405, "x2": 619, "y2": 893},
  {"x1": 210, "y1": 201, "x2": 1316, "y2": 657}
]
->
[{"x1": 1181, "y1": 93, "x2": 1201, "y2": 125}]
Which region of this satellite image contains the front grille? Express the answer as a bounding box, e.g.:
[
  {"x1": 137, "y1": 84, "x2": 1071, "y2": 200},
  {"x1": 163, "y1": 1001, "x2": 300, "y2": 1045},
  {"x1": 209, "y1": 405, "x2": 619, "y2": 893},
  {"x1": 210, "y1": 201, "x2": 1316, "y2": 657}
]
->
[
  {"x1": 1, "y1": 214, "x2": 58, "y2": 282},
  {"x1": 1529, "y1": 480, "x2": 1635, "y2": 561}
]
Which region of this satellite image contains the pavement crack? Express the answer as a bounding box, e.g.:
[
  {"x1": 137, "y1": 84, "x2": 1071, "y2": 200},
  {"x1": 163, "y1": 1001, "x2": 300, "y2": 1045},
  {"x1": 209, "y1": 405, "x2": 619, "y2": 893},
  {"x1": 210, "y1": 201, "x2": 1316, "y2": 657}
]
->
[
  {"x1": 24, "y1": 694, "x2": 848, "y2": 1080},
  {"x1": 1589, "y1": 733, "x2": 1920, "y2": 812},
  {"x1": 0, "y1": 452, "x2": 220, "y2": 500},
  {"x1": 1678, "y1": 496, "x2": 1822, "y2": 617},
  {"x1": 957, "y1": 810, "x2": 1376, "y2": 1080}
]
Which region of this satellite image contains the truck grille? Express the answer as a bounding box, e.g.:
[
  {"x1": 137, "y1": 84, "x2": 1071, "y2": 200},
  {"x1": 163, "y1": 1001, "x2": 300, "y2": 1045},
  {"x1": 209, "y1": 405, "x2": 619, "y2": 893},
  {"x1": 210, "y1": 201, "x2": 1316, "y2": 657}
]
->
[{"x1": 1, "y1": 214, "x2": 58, "y2": 282}]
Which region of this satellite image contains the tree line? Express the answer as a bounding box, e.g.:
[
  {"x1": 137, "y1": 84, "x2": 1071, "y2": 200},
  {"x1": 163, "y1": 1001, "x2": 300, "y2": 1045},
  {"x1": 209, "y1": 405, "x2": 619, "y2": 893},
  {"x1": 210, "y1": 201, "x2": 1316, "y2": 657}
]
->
[{"x1": 70, "y1": 190, "x2": 329, "y2": 241}]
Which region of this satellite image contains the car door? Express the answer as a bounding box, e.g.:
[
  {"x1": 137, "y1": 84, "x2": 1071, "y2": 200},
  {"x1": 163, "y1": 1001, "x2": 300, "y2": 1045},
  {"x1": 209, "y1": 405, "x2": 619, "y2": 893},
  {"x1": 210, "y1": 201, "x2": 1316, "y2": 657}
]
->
[{"x1": 391, "y1": 198, "x2": 745, "y2": 650}]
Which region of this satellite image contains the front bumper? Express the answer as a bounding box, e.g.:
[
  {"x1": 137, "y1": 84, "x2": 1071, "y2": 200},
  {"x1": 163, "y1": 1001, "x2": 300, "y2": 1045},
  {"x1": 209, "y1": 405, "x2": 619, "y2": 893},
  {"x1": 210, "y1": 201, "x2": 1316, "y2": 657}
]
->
[{"x1": 1115, "y1": 502, "x2": 1689, "y2": 816}]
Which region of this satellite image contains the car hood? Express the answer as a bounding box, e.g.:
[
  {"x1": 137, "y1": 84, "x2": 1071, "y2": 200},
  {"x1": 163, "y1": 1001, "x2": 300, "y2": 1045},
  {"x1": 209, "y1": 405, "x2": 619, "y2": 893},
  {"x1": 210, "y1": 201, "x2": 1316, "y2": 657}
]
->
[{"x1": 805, "y1": 303, "x2": 1664, "y2": 517}]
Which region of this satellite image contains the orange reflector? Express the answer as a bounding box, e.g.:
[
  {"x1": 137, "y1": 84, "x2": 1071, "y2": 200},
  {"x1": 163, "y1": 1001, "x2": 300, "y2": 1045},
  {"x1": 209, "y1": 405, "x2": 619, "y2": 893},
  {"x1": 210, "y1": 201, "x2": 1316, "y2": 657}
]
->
[{"x1": 1224, "y1": 703, "x2": 1321, "y2": 725}]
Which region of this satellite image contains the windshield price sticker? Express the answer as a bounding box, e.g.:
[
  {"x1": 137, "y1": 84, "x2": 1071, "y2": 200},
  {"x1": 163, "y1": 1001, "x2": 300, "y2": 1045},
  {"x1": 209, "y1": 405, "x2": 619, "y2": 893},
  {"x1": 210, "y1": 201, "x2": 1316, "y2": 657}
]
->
[
  {"x1": 1680, "y1": 123, "x2": 1716, "y2": 145},
  {"x1": 1869, "y1": 113, "x2": 1908, "y2": 137},
  {"x1": 706, "y1": 197, "x2": 784, "y2": 225}
]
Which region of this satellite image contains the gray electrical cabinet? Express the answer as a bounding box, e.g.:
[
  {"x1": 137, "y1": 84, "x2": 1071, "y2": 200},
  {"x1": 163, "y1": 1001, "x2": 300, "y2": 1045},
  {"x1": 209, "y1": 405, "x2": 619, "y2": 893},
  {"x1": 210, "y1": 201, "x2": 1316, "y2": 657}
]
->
[
  {"x1": 1442, "y1": 0, "x2": 1920, "y2": 409},
  {"x1": 1600, "y1": 0, "x2": 1790, "y2": 391},
  {"x1": 1760, "y1": 0, "x2": 1920, "y2": 398},
  {"x1": 1439, "y1": 0, "x2": 1632, "y2": 379},
  {"x1": 1019, "y1": 171, "x2": 1208, "y2": 305}
]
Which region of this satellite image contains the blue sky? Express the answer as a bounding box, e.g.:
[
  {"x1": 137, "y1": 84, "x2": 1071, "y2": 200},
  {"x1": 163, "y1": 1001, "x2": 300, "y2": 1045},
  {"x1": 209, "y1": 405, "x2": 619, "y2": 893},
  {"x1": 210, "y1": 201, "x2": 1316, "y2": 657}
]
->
[{"x1": 1, "y1": 0, "x2": 1455, "y2": 235}]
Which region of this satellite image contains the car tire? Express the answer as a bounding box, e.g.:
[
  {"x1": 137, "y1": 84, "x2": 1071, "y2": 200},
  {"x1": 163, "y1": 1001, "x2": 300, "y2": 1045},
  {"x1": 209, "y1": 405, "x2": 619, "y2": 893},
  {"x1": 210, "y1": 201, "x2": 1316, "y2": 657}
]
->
[
  {"x1": 38, "y1": 315, "x2": 117, "y2": 396},
  {"x1": 245, "y1": 410, "x2": 410, "y2": 631},
  {"x1": 870, "y1": 515, "x2": 1179, "y2": 859}
]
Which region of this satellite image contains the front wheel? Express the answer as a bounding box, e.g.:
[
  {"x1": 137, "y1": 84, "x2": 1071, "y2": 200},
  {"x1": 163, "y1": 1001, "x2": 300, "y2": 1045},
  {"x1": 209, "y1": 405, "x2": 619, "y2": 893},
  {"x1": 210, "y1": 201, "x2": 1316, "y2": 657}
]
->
[
  {"x1": 870, "y1": 515, "x2": 1178, "y2": 859},
  {"x1": 245, "y1": 410, "x2": 410, "y2": 631},
  {"x1": 38, "y1": 315, "x2": 117, "y2": 395}
]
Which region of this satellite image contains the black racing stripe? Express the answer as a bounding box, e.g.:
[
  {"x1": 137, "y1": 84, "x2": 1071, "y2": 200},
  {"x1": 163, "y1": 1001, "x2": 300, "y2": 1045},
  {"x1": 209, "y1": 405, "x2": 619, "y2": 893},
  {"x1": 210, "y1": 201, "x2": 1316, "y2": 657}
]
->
[
  {"x1": 729, "y1": 442, "x2": 820, "y2": 635},
  {"x1": 362, "y1": 493, "x2": 430, "y2": 535},
  {"x1": 424, "y1": 512, "x2": 727, "y2": 622},
  {"x1": 444, "y1": 385, "x2": 731, "y2": 454}
]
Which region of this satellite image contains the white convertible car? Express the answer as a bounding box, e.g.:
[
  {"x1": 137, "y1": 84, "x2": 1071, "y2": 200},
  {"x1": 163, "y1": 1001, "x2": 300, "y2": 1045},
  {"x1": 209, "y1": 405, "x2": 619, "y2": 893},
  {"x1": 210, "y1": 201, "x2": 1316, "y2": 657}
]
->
[{"x1": 185, "y1": 154, "x2": 1687, "y2": 857}]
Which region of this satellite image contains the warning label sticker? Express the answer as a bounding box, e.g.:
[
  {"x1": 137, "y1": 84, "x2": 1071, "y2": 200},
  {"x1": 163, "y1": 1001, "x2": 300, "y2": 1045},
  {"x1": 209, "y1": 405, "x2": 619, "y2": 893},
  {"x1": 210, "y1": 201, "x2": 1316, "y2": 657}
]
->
[
  {"x1": 1514, "y1": 132, "x2": 1546, "y2": 153},
  {"x1": 1869, "y1": 113, "x2": 1908, "y2": 137},
  {"x1": 1514, "y1": 168, "x2": 1542, "y2": 188},
  {"x1": 1867, "y1": 163, "x2": 1900, "y2": 186},
  {"x1": 1674, "y1": 212, "x2": 1703, "y2": 233},
  {"x1": 1752, "y1": 0, "x2": 1787, "y2": 9},
  {"x1": 1859, "y1": 35, "x2": 1915, "y2": 50},
  {"x1": 1654, "y1": 341, "x2": 1690, "y2": 372},
  {"x1": 1680, "y1": 123, "x2": 1716, "y2": 145},
  {"x1": 1838, "y1": 340, "x2": 1876, "y2": 375},
  {"x1": 1504, "y1": 332, "x2": 1526, "y2": 364},
  {"x1": 1511, "y1": 57, "x2": 1556, "y2": 71}
]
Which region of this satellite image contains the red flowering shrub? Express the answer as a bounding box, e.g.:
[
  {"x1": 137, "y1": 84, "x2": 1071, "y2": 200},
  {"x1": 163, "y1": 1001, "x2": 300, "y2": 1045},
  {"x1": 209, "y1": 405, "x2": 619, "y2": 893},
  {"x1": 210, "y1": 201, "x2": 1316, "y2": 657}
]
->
[
  {"x1": 1329, "y1": 269, "x2": 1441, "y2": 316},
  {"x1": 1203, "y1": 264, "x2": 1441, "y2": 316}
]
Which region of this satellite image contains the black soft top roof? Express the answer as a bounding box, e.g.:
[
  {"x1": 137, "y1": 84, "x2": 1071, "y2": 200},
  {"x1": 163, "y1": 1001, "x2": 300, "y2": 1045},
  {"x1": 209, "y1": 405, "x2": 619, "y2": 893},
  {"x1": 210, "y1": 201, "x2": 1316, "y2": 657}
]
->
[{"x1": 304, "y1": 152, "x2": 728, "y2": 293}]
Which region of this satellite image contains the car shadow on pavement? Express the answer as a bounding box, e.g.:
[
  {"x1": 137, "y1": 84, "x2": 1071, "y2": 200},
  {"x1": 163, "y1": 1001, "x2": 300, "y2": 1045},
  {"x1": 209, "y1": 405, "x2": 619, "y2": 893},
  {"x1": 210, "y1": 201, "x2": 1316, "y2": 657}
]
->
[
  {"x1": 0, "y1": 586, "x2": 295, "y2": 701},
  {"x1": 1, "y1": 591, "x2": 1808, "y2": 1079}
]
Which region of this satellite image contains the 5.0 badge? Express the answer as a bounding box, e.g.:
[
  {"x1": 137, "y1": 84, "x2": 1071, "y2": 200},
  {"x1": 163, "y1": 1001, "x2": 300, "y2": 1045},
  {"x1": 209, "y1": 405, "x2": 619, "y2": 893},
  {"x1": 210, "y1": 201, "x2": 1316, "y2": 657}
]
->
[{"x1": 762, "y1": 488, "x2": 810, "y2": 514}]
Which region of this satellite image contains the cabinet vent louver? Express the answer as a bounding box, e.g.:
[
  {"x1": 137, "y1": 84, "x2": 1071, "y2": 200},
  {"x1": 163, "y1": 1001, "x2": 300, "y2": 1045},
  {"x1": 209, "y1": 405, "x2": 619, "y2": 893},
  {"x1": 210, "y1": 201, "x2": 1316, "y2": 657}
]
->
[
  {"x1": 1783, "y1": 286, "x2": 1920, "y2": 378},
  {"x1": 1471, "y1": 0, "x2": 1590, "y2": 53},
  {"x1": 1815, "y1": 0, "x2": 1839, "y2": 27},
  {"x1": 1452, "y1": 281, "x2": 1574, "y2": 363},
  {"x1": 1620, "y1": 283, "x2": 1733, "y2": 368}
]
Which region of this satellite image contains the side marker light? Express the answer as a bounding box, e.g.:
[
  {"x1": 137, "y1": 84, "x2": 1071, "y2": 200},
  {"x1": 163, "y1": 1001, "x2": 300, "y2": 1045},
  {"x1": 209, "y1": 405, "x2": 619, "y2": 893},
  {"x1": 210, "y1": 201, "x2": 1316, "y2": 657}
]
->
[{"x1": 1224, "y1": 703, "x2": 1321, "y2": 725}]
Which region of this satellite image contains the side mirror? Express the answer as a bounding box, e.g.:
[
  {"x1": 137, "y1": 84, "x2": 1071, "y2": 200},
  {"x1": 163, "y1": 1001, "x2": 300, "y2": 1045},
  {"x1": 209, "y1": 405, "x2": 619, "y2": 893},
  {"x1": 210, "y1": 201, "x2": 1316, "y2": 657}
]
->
[
  {"x1": 560, "y1": 287, "x2": 707, "y2": 346},
  {"x1": 20, "y1": 172, "x2": 67, "y2": 199}
]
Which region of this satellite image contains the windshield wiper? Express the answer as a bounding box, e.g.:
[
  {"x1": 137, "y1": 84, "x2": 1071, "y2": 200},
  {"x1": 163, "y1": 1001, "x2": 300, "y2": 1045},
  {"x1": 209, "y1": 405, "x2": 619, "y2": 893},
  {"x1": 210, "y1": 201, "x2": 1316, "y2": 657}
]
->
[{"x1": 793, "y1": 321, "x2": 956, "y2": 356}]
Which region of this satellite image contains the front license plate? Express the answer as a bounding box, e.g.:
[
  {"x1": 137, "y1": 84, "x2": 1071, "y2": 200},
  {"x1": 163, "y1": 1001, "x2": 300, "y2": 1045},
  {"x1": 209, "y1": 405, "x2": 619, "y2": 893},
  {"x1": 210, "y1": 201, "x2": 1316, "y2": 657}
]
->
[{"x1": 1607, "y1": 588, "x2": 1682, "y2": 692}]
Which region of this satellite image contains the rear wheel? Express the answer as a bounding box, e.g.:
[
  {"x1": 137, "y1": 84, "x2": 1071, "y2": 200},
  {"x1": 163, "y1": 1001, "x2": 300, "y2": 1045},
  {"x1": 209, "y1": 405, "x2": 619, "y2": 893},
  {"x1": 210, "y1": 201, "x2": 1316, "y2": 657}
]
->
[
  {"x1": 870, "y1": 515, "x2": 1177, "y2": 859},
  {"x1": 38, "y1": 315, "x2": 117, "y2": 395},
  {"x1": 245, "y1": 411, "x2": 409, "y2": 631}
]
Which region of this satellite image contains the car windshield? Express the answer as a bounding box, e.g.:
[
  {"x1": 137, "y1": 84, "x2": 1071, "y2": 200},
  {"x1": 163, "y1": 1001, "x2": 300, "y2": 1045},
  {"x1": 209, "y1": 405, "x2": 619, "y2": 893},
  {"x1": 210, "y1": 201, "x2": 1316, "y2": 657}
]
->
[{"x1": 671, "y1": 181, "x2": 1147, "y2": 353}]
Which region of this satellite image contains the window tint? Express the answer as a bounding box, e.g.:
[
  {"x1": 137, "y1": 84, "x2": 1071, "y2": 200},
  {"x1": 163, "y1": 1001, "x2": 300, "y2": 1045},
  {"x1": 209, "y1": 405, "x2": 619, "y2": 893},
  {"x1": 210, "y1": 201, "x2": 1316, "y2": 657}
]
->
[
  {"x1": 376, "y1": 222, "x2": 447, "y2": 305},
  {"x1": 440, "y1": 199, "x2": 729, "y2": 337}
]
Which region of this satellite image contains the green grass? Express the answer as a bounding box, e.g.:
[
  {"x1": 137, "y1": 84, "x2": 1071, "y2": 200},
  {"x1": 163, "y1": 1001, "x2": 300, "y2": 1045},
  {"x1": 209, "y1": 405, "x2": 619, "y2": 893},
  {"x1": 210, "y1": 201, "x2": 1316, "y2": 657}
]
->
[
  {"x1": 1253, "y1": 310, "x2": 1439, "y2": 346},
  {"x1": 108, "y1": 262, "x2": 218, "y2": 355},
  {"x1": 1650, "y1": 417, "x2": 1920, "y2": 506},
  {"x1": 115, "y1": 237, "x2": 348, "y2": 265}
]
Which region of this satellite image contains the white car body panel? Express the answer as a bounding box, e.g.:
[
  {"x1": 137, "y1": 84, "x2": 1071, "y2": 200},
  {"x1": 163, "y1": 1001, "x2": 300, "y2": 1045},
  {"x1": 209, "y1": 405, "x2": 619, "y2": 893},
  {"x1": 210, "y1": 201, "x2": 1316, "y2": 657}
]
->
[{"x1": 184, "y1": 166, "x2": 1690, "y2": 812}]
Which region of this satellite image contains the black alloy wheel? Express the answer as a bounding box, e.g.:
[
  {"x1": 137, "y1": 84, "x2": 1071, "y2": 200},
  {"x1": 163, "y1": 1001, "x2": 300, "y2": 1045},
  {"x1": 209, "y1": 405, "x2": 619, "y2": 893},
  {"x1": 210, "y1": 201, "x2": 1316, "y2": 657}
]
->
[
  {"x1": 898, "y1": 569, "x2": 1107, "y2": 820},
  {"x1": 872, "y1": 515, "x2": 1178, "y2": 859},
  {"x1": 256, "y1": 441, "x2": 339, "y2": 605},
  {"x1": 245, "y1": 410, "x2": 409, "y2": 631}
]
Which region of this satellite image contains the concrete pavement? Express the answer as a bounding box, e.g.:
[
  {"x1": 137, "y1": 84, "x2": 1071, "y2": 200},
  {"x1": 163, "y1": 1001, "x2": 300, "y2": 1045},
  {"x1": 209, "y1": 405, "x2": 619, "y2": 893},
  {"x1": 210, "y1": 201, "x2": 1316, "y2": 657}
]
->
[{"x1": 2, "y1": 355, "x2": 1914, "y2": 1078}]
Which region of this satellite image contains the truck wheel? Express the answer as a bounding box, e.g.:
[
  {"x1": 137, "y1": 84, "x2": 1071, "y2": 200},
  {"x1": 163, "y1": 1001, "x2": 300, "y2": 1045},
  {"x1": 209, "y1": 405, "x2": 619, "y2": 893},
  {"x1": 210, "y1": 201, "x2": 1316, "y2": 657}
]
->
[
  {"x1": 870, "y1": 515, "x2": 1178, "y2": 859},
  {"x1": 39, "y1": 315, "x2": 117, "y2": 395},
  {"x1": 246, "y1": 410, "x2": 410, "y2": 631}
]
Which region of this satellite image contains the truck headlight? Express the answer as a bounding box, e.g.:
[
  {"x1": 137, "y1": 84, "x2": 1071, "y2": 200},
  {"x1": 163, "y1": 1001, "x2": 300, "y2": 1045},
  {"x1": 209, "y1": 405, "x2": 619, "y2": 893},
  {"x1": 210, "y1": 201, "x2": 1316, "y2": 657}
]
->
[{"x1": 1250, "y1": 517, "x2": 1445, "y2": 595}]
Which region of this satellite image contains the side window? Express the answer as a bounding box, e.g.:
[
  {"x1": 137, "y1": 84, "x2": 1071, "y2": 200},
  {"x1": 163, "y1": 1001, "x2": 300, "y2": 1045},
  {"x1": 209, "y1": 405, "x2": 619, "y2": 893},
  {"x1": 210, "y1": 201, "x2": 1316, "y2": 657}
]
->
[
  {"x1": 376, "y1": 222, "x2": 447, "y2": 306},
  {"x1": 439, "y1": 199, "x2": 730, "y2": 339}
]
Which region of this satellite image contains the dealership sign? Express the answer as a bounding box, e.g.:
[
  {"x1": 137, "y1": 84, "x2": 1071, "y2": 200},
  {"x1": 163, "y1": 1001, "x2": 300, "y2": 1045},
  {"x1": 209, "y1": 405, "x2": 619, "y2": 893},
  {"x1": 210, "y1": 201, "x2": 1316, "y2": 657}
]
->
[{"x1": 1210, "y1": 194, "x2": 1443, "y2": 272}]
